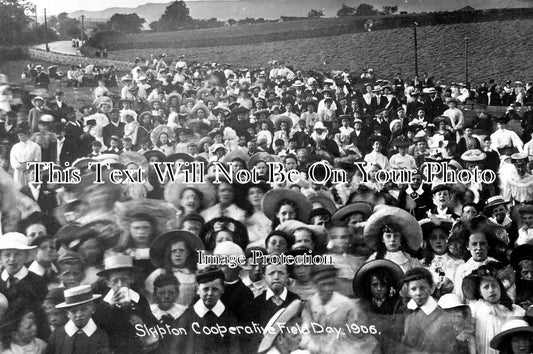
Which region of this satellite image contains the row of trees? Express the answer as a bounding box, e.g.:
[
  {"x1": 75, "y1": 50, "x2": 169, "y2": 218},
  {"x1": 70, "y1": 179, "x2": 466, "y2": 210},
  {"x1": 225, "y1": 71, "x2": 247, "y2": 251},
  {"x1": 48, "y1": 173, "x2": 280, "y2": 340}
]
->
[
  {"x1": 337, "y1": 4, "x2": 399, "y2": 17},
  {"x1": 0, "y1": 0, "x2": 58, "y2": 46}
]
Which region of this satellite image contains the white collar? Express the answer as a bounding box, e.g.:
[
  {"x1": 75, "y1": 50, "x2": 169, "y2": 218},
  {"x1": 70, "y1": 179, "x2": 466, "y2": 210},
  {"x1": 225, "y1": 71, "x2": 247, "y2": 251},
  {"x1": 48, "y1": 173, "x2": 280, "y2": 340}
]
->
[
  {"x1": 103, "y1": 288, "x2": 140, "y2": 304},
  {"x1": 150, "y1": 303, "x2": 187, "y2": 320},
  {"x1": 193, "y1": 299, "x2": 225, "y2": 318},
  {"x1": 1, "y1": 266, "x2": 29, "y2": 281},
  {"x1": 406, "y1": 186, "x2": 424, "y2": 195},
  {"x1": 28, "y1": 261, "x2": 57, "y2": 276},
  {"x1": 64, "y1": 318, "x2": 97, "y2": 337},
  {"x1": 265, "y1": 287, "x2": 288, "y2": 301},
  {"x1": 407, "y1": 296, "x2": 438, "y2": 315}
]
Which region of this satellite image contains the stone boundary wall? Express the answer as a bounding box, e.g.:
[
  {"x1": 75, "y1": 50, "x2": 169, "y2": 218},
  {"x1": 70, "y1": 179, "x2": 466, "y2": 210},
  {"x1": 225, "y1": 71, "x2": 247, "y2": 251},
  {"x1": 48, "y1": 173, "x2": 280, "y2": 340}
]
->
[{"x1": 27, "y1": 48, "x2": 132, "y2": 71}]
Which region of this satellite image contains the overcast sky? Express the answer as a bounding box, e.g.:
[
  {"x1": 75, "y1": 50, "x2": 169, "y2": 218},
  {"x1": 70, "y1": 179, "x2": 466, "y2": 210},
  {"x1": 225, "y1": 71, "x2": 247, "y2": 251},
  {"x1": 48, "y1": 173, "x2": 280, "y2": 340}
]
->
[{"x1": 33, "y1": 0, "x2": 172, "y2": 15}]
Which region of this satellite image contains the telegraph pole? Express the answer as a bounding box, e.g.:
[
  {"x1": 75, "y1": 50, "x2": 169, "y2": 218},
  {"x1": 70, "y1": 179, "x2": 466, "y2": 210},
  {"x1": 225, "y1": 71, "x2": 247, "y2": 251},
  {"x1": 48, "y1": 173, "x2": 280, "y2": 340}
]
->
[
  {"x1": 464, "y1": 37, "x2": 470, "y2": 85},
  {"x1": 34, "y1": 5, "x2": 38, "y2": 26},
  {"x1": 413, "y1": 22, "x2": 419, "y2": 78},
  {"x1": 81, "y1": 15, "x2": 85, "y2": 45},
  {"x1": 44, "y1": 8, "x2": 50, "y2": 52}
]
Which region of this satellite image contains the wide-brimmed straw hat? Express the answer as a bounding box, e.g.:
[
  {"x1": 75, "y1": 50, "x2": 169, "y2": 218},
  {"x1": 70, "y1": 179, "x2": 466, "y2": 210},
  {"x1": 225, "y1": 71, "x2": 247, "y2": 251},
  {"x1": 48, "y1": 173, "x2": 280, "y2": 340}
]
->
[
  {"x1": 274, "y1": 115, "x2": 293, "y2": 130},
  {"x1": 0, "y1": 233, "x2": 37, "y2": 250},
  {"x1": 309, "y1": 194, "x2": 336, "y2": 216},
  {"x1": 164, "y1": 178, "x2": 216, "y2": 211},
  {"x1": 262, "y1": 189, "x2": 313, "y2": 223},
  {"x1": 257, "y1": 300, "x2": 304, "y2": 353},
  {"x1": 352, "y1": 259, "x2": 404, "y2": 299},
  {"x1": 331, "y1": 202, "x2": 373, "y2": 224},
  {"x1": 150, "y1": 230, "x2": 205, "y2": 268},
  {"x1": 56, "y1": 285, "x2": 101, "y2": 309},
  {"x1": 363, "y1": 206, "x2": 423, "y2": 251},
  {"x1": 490, "y1": 319, "x2": 533, "y2": 351},
  {"x1": 96, "y1": 254, "x2": 142, "y2": 276},
  {"x1": 484, "y1": 196, "x2": 508, "y2": 214},
  {"x1": 419, "y1": 218, "x2": 453, "y2": 240}
]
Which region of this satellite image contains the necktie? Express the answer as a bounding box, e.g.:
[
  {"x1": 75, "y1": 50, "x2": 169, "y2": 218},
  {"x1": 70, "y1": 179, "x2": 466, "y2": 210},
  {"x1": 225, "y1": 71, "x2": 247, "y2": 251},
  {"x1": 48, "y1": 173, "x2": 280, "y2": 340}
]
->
[
  {"x1": 410, "y1": 192, "x2": 419, "y2": 199},
  {"x1": 272, "y1": 296, "x2": 283, "y2": 306},
  {"x1": 6, "y1": 276, "x2": 16, "y2": 289},
  {"x1": 160, "y1": 314, "x2": 174, "y2": 324}
]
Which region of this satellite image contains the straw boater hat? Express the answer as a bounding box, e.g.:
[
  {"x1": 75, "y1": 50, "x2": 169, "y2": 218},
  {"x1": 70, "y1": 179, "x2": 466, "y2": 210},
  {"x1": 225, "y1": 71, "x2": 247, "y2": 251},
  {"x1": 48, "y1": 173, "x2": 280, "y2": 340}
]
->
[
  {"x1": 55, "y1": 285, "x2": 101, "y2": 309},
  {"x1": 257, "y1": 300, "x2": 304, "y2": 353},
  {"x1": 483, "y1": 196, "x2": 508, "y2": 214},
  {"x1": 490, "y1": 319, "x2": 533, "y2": 352},
  {"x1": 461, "y1": 149, "x2": 486, "y2": 162},
  {"x1": 96, "y1": 254, "x2": 142, "y2": 277},
  {"x1": 150, "y1": 230, "x2": 205, "y2": 268},
  {"x1": 262, "y1": 189, "x2": 313, "y2": 223},
  {"x1": 352, "y1": 259, "x2": 404, "y2": 299},
  {"x1": 363, "y1": 206, "x2": 423, "y2": 251},
  {"x1": 331, "y1": 202, "x2": 373, "y2": 224}
]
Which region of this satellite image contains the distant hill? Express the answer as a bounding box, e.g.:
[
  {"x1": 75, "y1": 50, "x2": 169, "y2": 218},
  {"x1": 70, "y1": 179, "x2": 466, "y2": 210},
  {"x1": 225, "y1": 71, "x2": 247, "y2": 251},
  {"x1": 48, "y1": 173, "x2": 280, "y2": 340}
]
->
[{"x1": 69, "y1": 0, "x2": 533, "y2": 23}]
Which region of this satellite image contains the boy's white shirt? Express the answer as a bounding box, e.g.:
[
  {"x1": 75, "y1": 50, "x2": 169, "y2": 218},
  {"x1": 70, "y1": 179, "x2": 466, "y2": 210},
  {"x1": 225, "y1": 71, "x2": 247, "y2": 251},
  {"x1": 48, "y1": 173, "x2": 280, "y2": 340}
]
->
[
  {"x1": 407, "y1": 296, "x2": 438, "y2": 315},
  {"x1": 64, "y1": 318, "x2": 97, "y2": 337}
]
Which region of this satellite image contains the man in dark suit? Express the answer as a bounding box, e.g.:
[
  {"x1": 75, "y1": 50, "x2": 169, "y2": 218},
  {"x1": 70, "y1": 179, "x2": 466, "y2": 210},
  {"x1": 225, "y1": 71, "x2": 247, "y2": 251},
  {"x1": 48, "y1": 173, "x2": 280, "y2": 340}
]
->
[
  {"x1": 102, "y1": 108, "x2": 125, "y2": 147},
  {"x1": 19, "y1": 170, "x2": 59, "y2": 214},
  {"x1": 421, "y1": 72, "x2": 434, "y2": 88},
  {"x1": 252, "y1": 263, "x2": 300, "y2": 327},
  {"x1": 406, "y1": 170, "x2": 432, "y2": 220},
  {"x1": 372, "y1": 86, "x2": 389, "y2": 111},
  {"x1": 50, "y1": 122, "x2": 77, "y2": 166},
  {"x1": 424, "y1": 88, "x2": 445, "y2": 123},
  {"x1": 335, "y1": 96, "x2": 352, "y2": 117},
  {"x1": 349, "y1": 117, "x2": 370, "y2": 154},
  {"x1": 48, "y1": 90, "x2": 71, "y2": 122}
]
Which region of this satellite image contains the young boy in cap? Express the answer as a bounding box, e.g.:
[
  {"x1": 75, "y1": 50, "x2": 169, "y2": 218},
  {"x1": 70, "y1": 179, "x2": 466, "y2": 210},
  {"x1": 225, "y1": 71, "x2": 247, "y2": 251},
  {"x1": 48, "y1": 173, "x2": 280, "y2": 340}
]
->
[
  {"x1": 57, "y1": 251, "x2": 86, "y2": 289},
  {"x1": 47, "y1": 285, "x2": 110, "y2": 354},
  {"x1": 93, "y1": 254, "x2": 158, "y2": 354},
  {"x1": 150, "y1": 274, "x2": 187, "y2": 354},
  {"x1": 169, "y1": 266, "x2": 241, "y2": 354},
  {"x1": 0, "y1": 232, "x2": 49, "y2": 340},
  {"x1": 301, "y1": 264, "x2": 380, "y2": 354},
  {"x1": 401, "y1": 267, "x2": 456, "y2": 354}
]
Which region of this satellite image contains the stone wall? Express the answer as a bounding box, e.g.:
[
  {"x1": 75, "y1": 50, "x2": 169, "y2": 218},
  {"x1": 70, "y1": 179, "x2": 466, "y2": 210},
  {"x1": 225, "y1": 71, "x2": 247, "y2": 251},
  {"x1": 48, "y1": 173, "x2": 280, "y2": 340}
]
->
[{"x1": 27, "y1": 48, "x2": 132, "y2": 71}]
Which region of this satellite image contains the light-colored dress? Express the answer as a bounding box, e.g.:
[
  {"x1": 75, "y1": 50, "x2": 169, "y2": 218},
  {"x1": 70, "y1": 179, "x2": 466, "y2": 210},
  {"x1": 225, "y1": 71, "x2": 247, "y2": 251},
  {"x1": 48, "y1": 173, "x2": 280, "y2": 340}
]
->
[
  {"x1": 367, "y1": 251, "x2": 422, "y2": 273},
  {"x1": 469, "y1": 299, "x2": 525, "y2": 354}
]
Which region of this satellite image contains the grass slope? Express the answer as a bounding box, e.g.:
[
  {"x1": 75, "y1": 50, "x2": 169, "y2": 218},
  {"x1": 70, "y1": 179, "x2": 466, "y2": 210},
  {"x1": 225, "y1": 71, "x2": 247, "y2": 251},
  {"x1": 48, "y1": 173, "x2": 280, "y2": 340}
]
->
[{"x1": 109, "y1": 19, "x2": 533, "y2": 83}]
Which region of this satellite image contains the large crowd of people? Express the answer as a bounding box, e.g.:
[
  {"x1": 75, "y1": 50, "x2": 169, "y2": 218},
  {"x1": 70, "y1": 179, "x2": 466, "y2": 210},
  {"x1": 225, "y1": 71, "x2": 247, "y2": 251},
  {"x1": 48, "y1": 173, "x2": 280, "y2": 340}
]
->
[{"x1": 0, "y1": 54, "x2": 532, "y2": 354}]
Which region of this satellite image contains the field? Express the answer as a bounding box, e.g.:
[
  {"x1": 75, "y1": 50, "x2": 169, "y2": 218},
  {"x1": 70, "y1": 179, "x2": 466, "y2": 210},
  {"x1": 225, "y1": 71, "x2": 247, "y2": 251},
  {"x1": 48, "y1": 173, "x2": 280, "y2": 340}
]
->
[{"x1": 108, "y1": 18, "x2": 533, "y2": 83}]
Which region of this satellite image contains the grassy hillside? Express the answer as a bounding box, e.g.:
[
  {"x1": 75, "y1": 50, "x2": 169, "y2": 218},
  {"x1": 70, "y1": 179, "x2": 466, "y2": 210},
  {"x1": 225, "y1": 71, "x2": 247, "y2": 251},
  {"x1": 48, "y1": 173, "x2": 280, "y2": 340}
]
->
[{"x1": 107, "y1": 19, "x2": 533, "y2": 83}]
